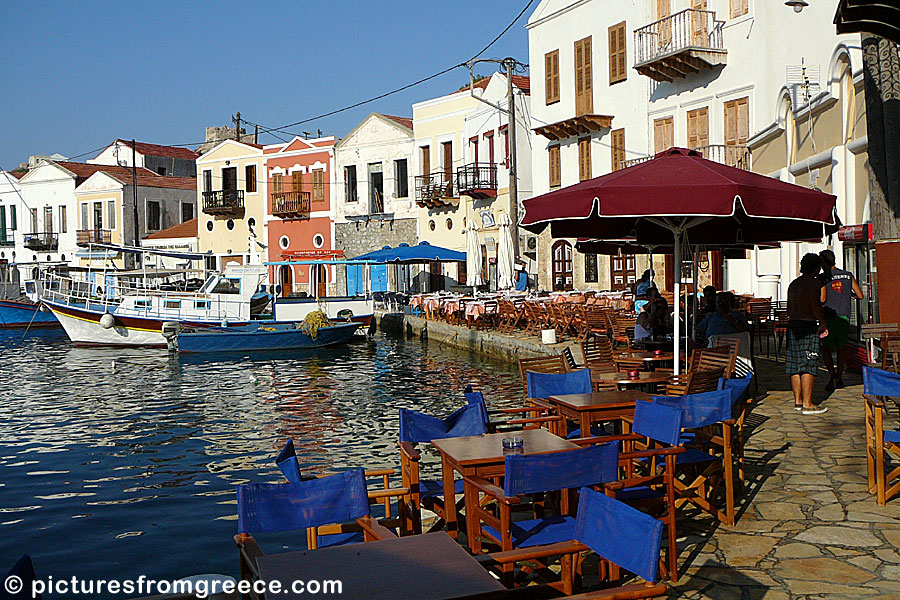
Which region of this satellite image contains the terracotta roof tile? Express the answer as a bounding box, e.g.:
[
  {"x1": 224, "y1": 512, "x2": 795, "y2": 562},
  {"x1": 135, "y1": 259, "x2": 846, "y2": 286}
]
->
[
  {"x1": 382, "y1": 114, "x2": 413, "y2": 130},
  {"x1": 115, "y1": 139, "x2": 199, "y2": 161},
  {"x1": 144, "y1": 218, "x2": 198, "y2": 240},
  {"x1": 457, "y1": 74, "x2": 530, "y2": 95},
  {"x1": 55, "y1": 161, "x2": 158, "y2": 185}
]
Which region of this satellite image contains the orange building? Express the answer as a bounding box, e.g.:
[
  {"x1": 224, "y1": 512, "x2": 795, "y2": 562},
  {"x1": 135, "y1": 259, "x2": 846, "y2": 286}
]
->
[{"x1": 264, "y1": 137, "x2": 337, "y2": 297}]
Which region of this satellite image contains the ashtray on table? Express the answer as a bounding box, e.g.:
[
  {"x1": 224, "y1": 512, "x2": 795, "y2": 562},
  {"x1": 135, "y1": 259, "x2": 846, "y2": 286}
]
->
[{"x1": 502, "y1": 436, "x2": 524, "y2": 450}]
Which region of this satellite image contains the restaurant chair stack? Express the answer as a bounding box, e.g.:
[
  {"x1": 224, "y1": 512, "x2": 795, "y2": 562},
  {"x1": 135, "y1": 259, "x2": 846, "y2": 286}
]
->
[{"x1": 864, "y1": 367, "x2": 900, "y2": 505}]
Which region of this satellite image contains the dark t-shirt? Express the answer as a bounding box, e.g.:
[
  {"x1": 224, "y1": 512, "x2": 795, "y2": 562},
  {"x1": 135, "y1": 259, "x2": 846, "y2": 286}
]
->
[{"x1": 787, "y1": 273, "x2": 825, "y2": 324}]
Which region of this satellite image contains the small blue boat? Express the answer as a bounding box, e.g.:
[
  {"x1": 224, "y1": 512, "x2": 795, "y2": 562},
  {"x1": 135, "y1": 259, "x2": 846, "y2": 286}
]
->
[
  {"x1": 0, "y1": 300, "x2": 59, "y2": 328},
  {"x1": 169, "y1": 321, "x2": 362, "y2": 353}
]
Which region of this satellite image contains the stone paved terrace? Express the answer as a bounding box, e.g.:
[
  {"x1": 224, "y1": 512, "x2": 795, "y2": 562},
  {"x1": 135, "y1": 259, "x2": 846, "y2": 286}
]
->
[{"x1": 668, "y1": 356, "x2": 900, "y2": 599}]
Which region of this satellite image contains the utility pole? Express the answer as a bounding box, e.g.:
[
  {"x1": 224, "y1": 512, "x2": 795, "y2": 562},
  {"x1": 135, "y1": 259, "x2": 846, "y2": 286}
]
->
[
  {"x1": 234, "y1": 112, "x2": 242, "y2": 142},
  {"x1": 505, "y1": 57, "x2": 520, "y2": 258},
  {"x1": 254, "y1": 124, "x2": 259, "y2": 145},
  {"x1": 132, "y1": 139, "x2": 140, "y2": 266}
]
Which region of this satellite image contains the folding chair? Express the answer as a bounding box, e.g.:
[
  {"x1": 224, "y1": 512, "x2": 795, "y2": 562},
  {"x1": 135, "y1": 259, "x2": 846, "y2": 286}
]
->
[
  {"x1": 581, "y1": 336, "x2": 616, "y2": 371},
  {"x1": 864, "y1": 367, "x2": 900, "y2": 505},
  {"x1": 466, "y1": 444, "x2": 619, "y2": 588},
  {"x1": 480, "y1": 487, "x2": 667, "y2": 599},
  {"x1": 234, "y1": 471, "x2": 395, "y2": 598},
  {"x1": 397, "y1": 403, "x2": 488, "y2": 535},
  {"x1": 526, "y1": 369, "x2": 597, "y2": 438},
  {"x1": 465, "y1": 386, "x2": 562, "y2": 434}
]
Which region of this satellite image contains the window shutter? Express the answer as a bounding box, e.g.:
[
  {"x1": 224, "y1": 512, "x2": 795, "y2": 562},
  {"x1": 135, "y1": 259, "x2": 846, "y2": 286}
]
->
[
  {"x1": 575, "y1": 40, "x2": 584, "y2": 114},
  {"x1": 737, "y1": 97, "x2": 749, "y2": 143},
  {"x1": 698, "y1": 107, "x2": 709, "y2": 147},
  {"x1": 611, "y1": 128, "x2": 626, "y2": 171},
  {"x1": 578, "y1": 137, "x2": 591, "y2": 182},
  {"x1": 549, "y1": 146, "x2": 561, "y2": 188},
  {"x1": 583, "y1": 37, "x2": 593, "y2": 113},
  {"x1": 617, "y1": 23, "x2": 626, "y2": 81},
  {"x1": 545, "y1": 52, "x2": 554, "y2": 103},
  {"x1": 608, "y1": 27, "x2": 618, "y2": 83}
]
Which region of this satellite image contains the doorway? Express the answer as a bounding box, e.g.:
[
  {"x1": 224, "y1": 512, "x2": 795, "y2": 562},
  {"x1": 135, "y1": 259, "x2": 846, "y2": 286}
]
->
[
  {"x1": 279, "y1": 265, "x2": 293, "y2": 298},
  {"x1": 552, "y1": 241, "x2": 574, "y2": 291}
]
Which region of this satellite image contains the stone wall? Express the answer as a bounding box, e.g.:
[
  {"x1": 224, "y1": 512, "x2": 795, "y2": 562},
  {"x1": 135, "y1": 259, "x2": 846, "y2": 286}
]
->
[{"x1": 334, "y1": 217, "x2": 417, "y2": 292}]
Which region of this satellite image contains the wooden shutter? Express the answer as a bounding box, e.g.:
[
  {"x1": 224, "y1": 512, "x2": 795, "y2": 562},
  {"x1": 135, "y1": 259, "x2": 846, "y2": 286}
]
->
[
  {"x1": 658, "y1": 0, "x2": 671, "y2": 48},
  {"x1": 691, "y1": 0, "x2": 708, "y2": 45},
  {"x1": 312, "y1": 169, "x2": 324, "y2": 203},
  {"x1": 578, "y1": 137, "x2": 592, "y2": 182},
  {"x1": 273, "y1": 173, "x2": 283, "y2": 194},
  {"x1": 611, "y1": 128, "x2": 626, "y2": 171},
  {"x1": 291, "y1": 172, "x2": 303, "y2": 193},
  {"x1": 724, "y1": 97, "x2": 749, "y2": 145},
  {"x1": 653, "y1": 117, "x2": 673, "y2": 155},
  {"x1": 609, "y1": 22, "x2": 627, "y2": 84},
  {"x1": 545, "y1": 50, "x2": 560, "y2": 104},
  {"x1": 442, "y1": 141, "x2": 453, "y2": 182},
  {"x1": 687, "y1": 107, "x2": 709, "y2": 149},
  {"x1": 730, "y1": 0, "x2": 748, "y2": 19},
  {"x1": 574, "y1": 37, "x2": 593, "y2": 116},
  {"x1": 549, "y1": 146, "x2": 561, "y2": 188},
  {"x1": 421, "y1": 146, "x2": 430, "y2": 176}
]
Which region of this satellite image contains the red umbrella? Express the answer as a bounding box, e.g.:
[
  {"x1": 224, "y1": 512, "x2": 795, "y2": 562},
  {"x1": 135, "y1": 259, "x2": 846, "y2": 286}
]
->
[{"x1": 523, "y1": 147, "x2": 839, "y2": 373}]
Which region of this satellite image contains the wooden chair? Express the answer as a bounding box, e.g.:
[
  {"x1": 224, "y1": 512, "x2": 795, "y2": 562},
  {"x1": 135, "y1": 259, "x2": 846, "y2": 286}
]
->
[
  {"x1": 518, "y1": 355, "x2": 570, "y2": 398},
  {"x1": 583, "y1": 307, "x2": 611, "y2": 340},
  {"x1": 882, "y1": 334, "x2": 900, "y2": 373},
  {"x1": 235, "y1": 471, "x2": 395, "y2": 598},
  {"x1": 745, "y1": 298, "x2": 772, "y2": 356},
  {"x1": 664, "y1": 365, "x2": 726, "y2": 397},
  {"x1": 612, "y1": 317, "x2": 636, "y2": 349},
  {"x1": 864, "y1": 367, "x2": 900, "y2": 505},
  {"x1": 862, "y1": 323, "x2": 900, "y2": 366},
  {"x1": 562, "y1": 346, "x2": 580, "y2": 371}
]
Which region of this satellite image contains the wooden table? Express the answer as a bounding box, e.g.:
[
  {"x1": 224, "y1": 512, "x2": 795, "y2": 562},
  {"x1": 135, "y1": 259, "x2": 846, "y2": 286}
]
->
[
  {"x1": 548, "y1": 390, "x2": 651, "y2": 438},
  {"x1": 257, "y1": 532, "x2": 504, "y2": 600},
  {"x1": 431, "y1": 428, "x2": 578, "y2": 545},
  {"x1": 615, "y1": 351, "x2": 675, "y2": 371},
  {"x1": 591, "y1": 369, "x2": 672, "y2": 393}
]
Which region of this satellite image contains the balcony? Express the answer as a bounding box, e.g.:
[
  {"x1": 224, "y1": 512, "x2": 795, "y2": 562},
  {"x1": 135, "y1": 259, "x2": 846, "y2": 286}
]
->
[
  {"x1": 0, "y1": 231, "x2": 13, "y2": 247},
  {"x1": 694, "y1": 145, "x2": 751, "y2": 170},
  {"x1": 415, "y1": 172, "x2": 455, "y2": 208},
  {"x1": 23, "y1": 232, "x2": 58, "y2": 251},
  {"x1": 634, "y1": 9, "x2": 727, "y2": 83},
  {"x1": 202, "y1": 189, "x2": 245, "y2": 216},
  {"x1": 620, "y1": 155, "x2": 654, "y2": 170},
  {"x1": 76, "y1": 229, "x2": 112, "y2": 246},
  {"x1": 456, "y1": 163, "x2": 498, "y2": 199},
  {"x1": 271, "y1": 191, "x2": 311, "y2": 219}
]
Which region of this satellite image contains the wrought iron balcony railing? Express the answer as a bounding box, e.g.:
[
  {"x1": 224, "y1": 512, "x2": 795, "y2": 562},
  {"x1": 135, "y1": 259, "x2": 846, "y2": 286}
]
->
[
  {"x1": 456, "y1": 163, "x2": 498, "y2": 199},
  {"x1": 76, "y1": 229, "x2": 112, "y2": 246},
  {"x1": 202, "y1": 189, "x2": 245, "y2": 216},
  {"x1": 271, "y1": 191, "x2": 311, "y2": 219},
  {"x1": 0, "y1": 230, "x2": 13, "y2": 247},
  {"x1": 415, "y1": 172, "x2": 455, "y2": 208},
  {"x1": 23, "y1": 232, "x2": 59, "y2": 251},
  {"x1": 634, "y1": 9, "x2": 727, "y2": 83}
]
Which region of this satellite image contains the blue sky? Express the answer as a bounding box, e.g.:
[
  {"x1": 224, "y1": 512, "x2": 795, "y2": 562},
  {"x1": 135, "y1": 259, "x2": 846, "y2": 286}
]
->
[{"x1": 0, "y1": 1, "x2": 533, "y2": 170}]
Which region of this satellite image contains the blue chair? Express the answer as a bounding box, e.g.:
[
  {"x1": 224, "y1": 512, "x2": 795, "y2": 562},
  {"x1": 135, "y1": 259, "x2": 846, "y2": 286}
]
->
[
  {"x1": 526, "y1": 369, "x2": 604, "y2": 438},
  {"x1": 4, "y1": 554, "x2": 41, "y2": 600},
  {"x1": 864, "y1": 367, "x2": 900, "y2": 505},
  {"x1": 483, "y1": 487, "x2": 667, "y2": 598},
  {"x1": 465, "y1": 385, "x2": 562, "y2": 433},
  {"x1": 465, "y1": 444, "x2": 619, "y2": 585},
  {"x1": 397, "y1": 402, "x2": 487, "y2": 536},
  {"x1": 234, "y1": 470, "x2": 395, "y2": 588}
]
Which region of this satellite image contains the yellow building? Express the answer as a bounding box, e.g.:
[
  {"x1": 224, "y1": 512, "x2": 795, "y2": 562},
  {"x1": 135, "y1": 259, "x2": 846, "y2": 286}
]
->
[
  {"x1": 196, "y1": 139, "x2": 266, "y2": 271},
  {"x1": 73, "y1": 170, "x2": 196, "y2": 268}
]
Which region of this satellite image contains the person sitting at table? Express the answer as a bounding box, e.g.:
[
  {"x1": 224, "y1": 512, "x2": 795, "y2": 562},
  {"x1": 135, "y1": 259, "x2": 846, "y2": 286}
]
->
[
  {"x1": 632, "y1": 269, "x2": 656, "y2": 298},
  {"x1": 701, "y1": 285, "x2": 718, "y2": 315},
  {"x1": 635, "y1": 297, "x2": 668, "y2": 341},
  {"x1": 696, "y1": 291, "x2": 749, "y2": 346}
]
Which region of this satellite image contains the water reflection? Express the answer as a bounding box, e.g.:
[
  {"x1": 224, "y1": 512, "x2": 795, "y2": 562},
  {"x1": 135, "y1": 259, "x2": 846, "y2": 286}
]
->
[{"x1": 0, "y1": 329, "x2": 519, "y2": 592}]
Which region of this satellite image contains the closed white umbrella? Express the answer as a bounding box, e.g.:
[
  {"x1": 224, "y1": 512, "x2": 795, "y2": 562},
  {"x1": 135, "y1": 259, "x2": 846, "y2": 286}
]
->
[
  {"x1": 466, "y1": 221, "x2": 483, "y2": 289},
  {"x1": 498, "y1": 212, "x2": 515, "y2": 289}
]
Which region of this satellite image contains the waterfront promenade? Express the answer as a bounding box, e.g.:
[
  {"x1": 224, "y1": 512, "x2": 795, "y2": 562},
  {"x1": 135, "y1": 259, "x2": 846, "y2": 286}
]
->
[{"x1": 667, "y1": 360, "x2": 900, "y2": 599}]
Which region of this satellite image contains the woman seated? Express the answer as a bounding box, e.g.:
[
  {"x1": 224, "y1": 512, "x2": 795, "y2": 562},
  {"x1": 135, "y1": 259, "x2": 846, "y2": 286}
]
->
[
  {"x1": 696, "y1": 291, "x2": 749, "y2": 345},
  {"x1": 635, "y1": 298, "x2": 668, "y2": 341}
]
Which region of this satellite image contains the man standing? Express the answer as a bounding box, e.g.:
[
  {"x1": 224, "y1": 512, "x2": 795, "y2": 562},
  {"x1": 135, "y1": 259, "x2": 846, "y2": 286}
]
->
[
  {"x1": 786, "y1": 253, "x2": 829, "y2": 415},
  {"x1": 819, "y1": 249, "x2": 864, "y2": 390}
]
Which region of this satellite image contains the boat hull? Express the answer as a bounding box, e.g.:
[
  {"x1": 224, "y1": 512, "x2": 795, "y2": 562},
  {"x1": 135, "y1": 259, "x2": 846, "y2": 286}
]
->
[
  {"x1": 0, "y1": 300, "x2": 60, "y2": 329},
  {"x1": 43, "y1": 300, "x2": 245, "y2": 347},
  {"x1": 174, "y1": 321, "x2": 362, "y2": 353}
]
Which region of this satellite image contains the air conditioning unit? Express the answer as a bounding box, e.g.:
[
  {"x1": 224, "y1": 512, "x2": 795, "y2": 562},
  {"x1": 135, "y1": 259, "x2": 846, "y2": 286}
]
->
[{"x1": 527, "y1": 237, "x2": 537, "y2": 251}]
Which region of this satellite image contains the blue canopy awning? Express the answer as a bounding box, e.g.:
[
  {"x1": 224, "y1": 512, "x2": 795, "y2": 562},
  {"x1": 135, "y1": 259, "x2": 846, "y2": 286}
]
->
[{"x1": 351, "y1": 241, "x2": 465, "y2": 264}]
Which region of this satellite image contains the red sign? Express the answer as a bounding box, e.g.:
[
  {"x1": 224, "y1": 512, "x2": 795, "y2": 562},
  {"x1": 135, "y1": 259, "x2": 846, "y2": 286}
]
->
[
  {"x1": 837, "y1": 224, "x2": 872, "y2": 242},
  {"x1": 282, "y1": 249, "x2": 344, "y2": 259}
]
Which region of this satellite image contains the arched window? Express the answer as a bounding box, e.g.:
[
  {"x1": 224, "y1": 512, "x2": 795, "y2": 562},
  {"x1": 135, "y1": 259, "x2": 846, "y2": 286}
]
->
[{"x1": 551, "y1": 240, "x2": 574, "y2": 291}]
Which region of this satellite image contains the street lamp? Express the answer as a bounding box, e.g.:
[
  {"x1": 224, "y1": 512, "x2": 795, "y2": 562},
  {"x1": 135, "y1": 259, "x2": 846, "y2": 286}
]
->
[{"x1": 785, "y1": 0, "x2": 809, "y2": 13}]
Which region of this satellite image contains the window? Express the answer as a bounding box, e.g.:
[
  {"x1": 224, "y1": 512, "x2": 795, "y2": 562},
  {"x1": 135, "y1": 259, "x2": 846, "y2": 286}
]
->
[
  {"x1": 441, "y1": 142, "x2": 453, "y2": 183},
  {"x1": 394, "y1": 159, "x2": 408, "y2": 198},
  {"x1": 658, "y1": 0, "x2": 672, "y2": 47},
  {"x1": 58, "y1": 206, "x2": 66, "y2": 233},
  {"x1": 203, "y1": 169, "x2": 212, "y2": 192},
  {"x1": 608, "y1": 21, "x2": 627, "y2": 84},
  {"x1": 164, "y1": 300, "x2": 181, "y2": 310},
  {"x1": 273, "y1": 173, "x2": 283, "y2": 193},
  {"x1": 195, "y1": 299, "x2": 210, "y2": 310},
  {"x1": 206, "y1": 221, "x2": 213, "y2": 232},
  {"x1": 610, "y1": 255, "x2": 636, "y2": 291},
  {"x1": 574, "y1": 36, "x2": 593, "y2": 116},
  {"x1": 9, "y1": 205, "x2": 15, "y2": 230},
  {"x1": 611, "y1": 128, "x2": 626, "y2": 171},
  {"x1": 545, "y1": 49, "x2": 560, "y2": 104},
  {"x1": 552, "y1": 240, "x2": 574, "y2": 291},
  {"x1": 345, "y1": 165, "x2": 358, "y2": 202},
  {"x1": 147, "y1": 200, "x2": 161, "y2": 231},
  {"x1": 584, "y1": 253, "x2": 599, "y2": 283},
  {"x1": 653, "y1": 117, "x2": 674, "y2": 154},
  {"x1": 368, "y1": 162, "x2": 384, "y2": 214},
  {"x1": 156, "y1": 166, "x2": 167, "y2": 176},
  {"x1": 420, "y1": 146, "x2": 430, "y2": 176},
  {"x1": 446, "y1": 218, "x2": 453, "y2": 230},
  {"x1": 245, "y1": 164, "x2": 257, "y2": 193},
  {"x1": 313, "y1": 233, "x2": 325, "y2": 249},
  {"x1": 549, "y1": 145, "x2": 561, "y2": 189},
  {"x1": 730, "y1": 0, "x2": 748, "y2": 19},
  {"x1": 312, "y1": 169, "x2": 325, "y2": 203},
  {"x1": 578, "y1": 137, "x2": 592, "y2": 182},
  {"x1": 483, "y1": 133, "x2": 495, "y2": 167},
  {"x1": 181, "y1": 202, "x2": 193, "y2": 223},
  {"x1": 134, "y1": 299, "x2": 151, "y2": 310},
  {"x1": 724, "y1": 97, "x2": 750, "y2": 145},
  {"x1": 30, "y1": 208, "x2": 37, "y2": 234},
  {"x1": 291, "y1": 171, "x2": 303, "y2": 194},
  {"x1": 107, "y1": 201, "x2": 115, "y2": 230},
  {"x1": 92, "y1": 202, "x2": 102, "y2": 230},
  {"x1": 212, "y1": 278, "x2": 241, "y2": 294},
  {"x1": 499, "y1": 125, "x2": 509, "y2": 163},
  {"x1": 469, "y1": 136, "x2": 479, "y2": 163},
  {"x1": 80, "y1": 204, "x2": 88, "y2": 231},
  {"x1": 43, "y1": 206, "x2": 53, "y2": 233},
  {"x1": 687, "y1": 107, "x2": 709, "y2": 149},
  {"x1": 222, "y1": 167, "x2": 237, "y2": 191},
  {"x1": 226, "y1": 219, "x2": 235, "y2": 230},
  {"x1": 279, "y1": 235, "x2": 290, "y2": 249}
]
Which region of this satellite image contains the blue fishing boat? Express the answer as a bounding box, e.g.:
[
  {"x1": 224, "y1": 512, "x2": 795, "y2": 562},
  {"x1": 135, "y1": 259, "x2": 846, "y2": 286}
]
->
[
  {"x1": 168, "y1": 321, "x2": 362, "y2": 353},
  {"x1": 0, "y1": 299, "x2": 59, "y2": 328}
]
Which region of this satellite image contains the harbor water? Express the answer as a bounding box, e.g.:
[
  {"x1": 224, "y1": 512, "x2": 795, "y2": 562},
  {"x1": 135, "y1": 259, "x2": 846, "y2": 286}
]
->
[{"x1": 0, "y1": 328, "x2": 520, "y2": 594}]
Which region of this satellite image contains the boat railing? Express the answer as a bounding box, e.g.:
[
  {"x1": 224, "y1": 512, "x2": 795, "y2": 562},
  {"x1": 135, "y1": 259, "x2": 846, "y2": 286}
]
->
[{"x1": 41, "y1": 273, "x2": 250, "y2": 322}]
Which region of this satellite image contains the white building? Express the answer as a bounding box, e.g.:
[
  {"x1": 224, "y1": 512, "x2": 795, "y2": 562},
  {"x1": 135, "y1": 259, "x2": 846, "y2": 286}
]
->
[
  {"x1": 140, "y1": 218, "x2": 200, "y2": 271},
  {"x1": 526, "y1": 0, "x2": 864, "y2": 298},
  {"x1": 0, "y1": 171, "x2": 25, "y2": 292},
  {"x1": 88, "y1": 139, "x2": 199, "y2": 178}
]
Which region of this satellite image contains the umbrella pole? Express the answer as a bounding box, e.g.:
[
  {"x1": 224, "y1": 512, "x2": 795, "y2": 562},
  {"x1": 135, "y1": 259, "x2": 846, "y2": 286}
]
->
[
  {"x1": 692, "y1": 250, "x2": 699, "y2": 351},
  {"x1": 673, "y1": 232, "x2": 681, "y2": 376}
]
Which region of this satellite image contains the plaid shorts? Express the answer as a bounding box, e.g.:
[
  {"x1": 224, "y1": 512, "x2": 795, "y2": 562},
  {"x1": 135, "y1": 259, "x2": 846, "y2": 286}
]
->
[{"x1": 785, "y1": 328, "x2": 820, "y2": 376}]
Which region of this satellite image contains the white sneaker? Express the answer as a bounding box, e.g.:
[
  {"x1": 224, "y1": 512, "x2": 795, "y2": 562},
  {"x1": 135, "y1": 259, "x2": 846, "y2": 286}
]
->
[{"x1": 802, "y1": 406, "x2": 828, "y2": 415}]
